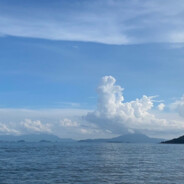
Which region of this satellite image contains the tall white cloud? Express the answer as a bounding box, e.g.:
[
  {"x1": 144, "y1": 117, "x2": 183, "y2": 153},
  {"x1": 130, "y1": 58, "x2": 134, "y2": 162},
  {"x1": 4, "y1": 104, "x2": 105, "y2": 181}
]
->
[{"x1": 86, "y1": 76, "x2": 183, "y2": 135}]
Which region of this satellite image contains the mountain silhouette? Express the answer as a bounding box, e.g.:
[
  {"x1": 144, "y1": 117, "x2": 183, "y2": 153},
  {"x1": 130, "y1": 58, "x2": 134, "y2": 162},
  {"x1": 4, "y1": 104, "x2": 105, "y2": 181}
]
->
[
  {"x1": 0, "y1": 133, "x2": 75, "y2": 142},
  {"x1": 162, "y1": 135, "x2": 184, "y2": 144},
  {"x1": 79, "y1": 133, "x2": 164, "y2": 143}
]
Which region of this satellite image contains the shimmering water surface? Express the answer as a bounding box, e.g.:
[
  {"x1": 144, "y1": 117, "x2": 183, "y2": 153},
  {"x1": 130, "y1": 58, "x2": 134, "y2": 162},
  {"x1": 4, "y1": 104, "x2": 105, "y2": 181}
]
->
[{"x1": 0, "y1": 142, "x2": 184, "y2": 184}]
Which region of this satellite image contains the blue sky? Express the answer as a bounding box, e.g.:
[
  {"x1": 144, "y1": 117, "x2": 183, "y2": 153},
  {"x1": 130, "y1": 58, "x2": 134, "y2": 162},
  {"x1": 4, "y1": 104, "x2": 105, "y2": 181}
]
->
[
  {"x1": 0, "y1": 0, "x2": 184, "y2": 139},
  {"x1": 1, "y1": 37, "x2": 184, "y2": 109}
]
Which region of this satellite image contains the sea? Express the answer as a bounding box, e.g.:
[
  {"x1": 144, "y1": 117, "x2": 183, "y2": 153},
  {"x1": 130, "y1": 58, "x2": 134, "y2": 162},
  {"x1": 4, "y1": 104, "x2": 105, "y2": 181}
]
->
[{"x1": 0, "y1": 142, "x2": 183, "y2": 184}]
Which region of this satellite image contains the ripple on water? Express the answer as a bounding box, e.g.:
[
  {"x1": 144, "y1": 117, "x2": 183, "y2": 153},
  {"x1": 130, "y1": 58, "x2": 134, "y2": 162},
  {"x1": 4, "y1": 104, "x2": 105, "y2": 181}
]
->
[{"x1": 0, "y1": 142, "x2": 184, "y2": 184}]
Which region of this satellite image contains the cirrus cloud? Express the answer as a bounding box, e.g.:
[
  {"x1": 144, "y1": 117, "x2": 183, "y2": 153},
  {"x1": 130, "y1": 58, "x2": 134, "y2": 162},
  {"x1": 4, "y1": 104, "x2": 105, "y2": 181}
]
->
[{"x1": 1, "y1": 0, "x2": 184, "y2": 44}]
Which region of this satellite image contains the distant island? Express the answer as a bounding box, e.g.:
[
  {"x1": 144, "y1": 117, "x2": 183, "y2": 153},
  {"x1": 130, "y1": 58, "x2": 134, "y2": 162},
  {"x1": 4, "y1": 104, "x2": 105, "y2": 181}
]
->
[
  {"x1": 161, "y1": 135, "x2": 184, "y2": 144},
  {"x1": 0, "y1": 134, "x2": 75, "y2": 142},
  {"x1": 79, "y1": 133, "x2": 164, "y2": 144},
  {"x1": 0, "y1": 133, "x2": 167, "y2": 144}
]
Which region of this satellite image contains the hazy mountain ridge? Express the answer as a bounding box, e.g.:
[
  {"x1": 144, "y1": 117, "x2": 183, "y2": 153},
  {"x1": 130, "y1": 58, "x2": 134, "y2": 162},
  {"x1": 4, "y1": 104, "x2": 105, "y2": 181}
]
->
[
  {"x1": 0, "y1": 134, "x2": 75, "y2": 142},
  {"x1": 79, "y1": 133, "x2": 164, "y2": 143}
]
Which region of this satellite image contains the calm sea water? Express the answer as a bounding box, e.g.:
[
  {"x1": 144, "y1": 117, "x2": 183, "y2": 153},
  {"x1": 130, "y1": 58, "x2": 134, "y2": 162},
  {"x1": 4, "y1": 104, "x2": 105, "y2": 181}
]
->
[{"x1": 0, "y1": 142, "x2": 184, "y2": 184}]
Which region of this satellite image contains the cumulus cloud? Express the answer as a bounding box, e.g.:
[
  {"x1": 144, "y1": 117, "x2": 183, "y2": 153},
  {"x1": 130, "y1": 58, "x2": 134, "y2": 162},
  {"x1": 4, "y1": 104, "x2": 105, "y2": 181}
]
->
[
  {"x1": 158, "y1": 103, "x2": 165, "y2": 111},
  {"x1": 58, "y1": 118, "x2": 106, "y2": 137},
  {"x1": 86, "y1": 76, "x2": 184, "y2": 135},
  {"x1": 170, "y1": 95, "x2": 184, "y2": 117},
  {"x1": 80, "y1": 128, "x2": 90, "y2": 134},
  {"x1": 21, "y1": 119, "x2": 51, "y2": 133},
  {"x1": 60, "y1": 118, "x2": 79, "y2": 127},
  {"x1": 0, "y1": 123, "x2": 20, "y2": 135},
  {"x1": 90, "y1": 76, "x2": 154, "y2": 121}
]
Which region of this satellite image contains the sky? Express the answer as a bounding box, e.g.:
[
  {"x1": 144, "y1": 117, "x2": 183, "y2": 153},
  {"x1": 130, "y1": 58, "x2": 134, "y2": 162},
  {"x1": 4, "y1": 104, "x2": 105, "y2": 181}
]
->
[{"x1": 0, "y1": 0, "x2": 184, "y2": 139}]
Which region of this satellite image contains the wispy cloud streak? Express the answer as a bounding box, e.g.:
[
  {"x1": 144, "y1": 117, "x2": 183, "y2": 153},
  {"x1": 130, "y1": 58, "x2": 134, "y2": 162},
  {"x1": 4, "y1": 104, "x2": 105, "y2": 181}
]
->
[{"x1": 0, "y1": 0, "x2": 184, "y2": 44}]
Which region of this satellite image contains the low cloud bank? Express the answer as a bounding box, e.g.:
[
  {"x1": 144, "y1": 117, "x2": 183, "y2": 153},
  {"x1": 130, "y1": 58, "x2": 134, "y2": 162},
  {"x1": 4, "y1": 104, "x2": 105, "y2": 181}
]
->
[
  {"x1": 170, "y1": 95, "x2": 184, "y2": 117},
  {"x1": 0, "y1": 76, "x2": 184, "y2": 139}
]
